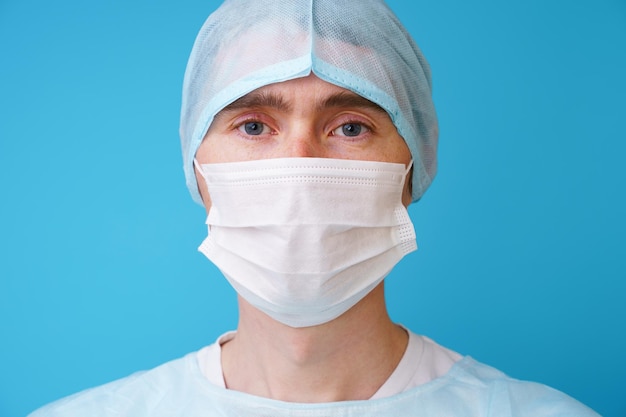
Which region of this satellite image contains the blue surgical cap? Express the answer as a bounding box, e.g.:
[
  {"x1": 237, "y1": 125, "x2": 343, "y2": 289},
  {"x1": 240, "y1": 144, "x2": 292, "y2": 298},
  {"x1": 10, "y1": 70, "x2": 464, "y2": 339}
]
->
[{"x1": 179, "y1": 0, "x2": 438, "y2": 204}]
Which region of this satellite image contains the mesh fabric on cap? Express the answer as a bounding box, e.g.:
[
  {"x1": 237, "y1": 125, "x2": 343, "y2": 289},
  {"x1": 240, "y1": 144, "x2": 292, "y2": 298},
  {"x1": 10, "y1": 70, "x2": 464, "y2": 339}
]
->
[{"x1": 180, "y1": 0, "x2": 438, "y2": 204}]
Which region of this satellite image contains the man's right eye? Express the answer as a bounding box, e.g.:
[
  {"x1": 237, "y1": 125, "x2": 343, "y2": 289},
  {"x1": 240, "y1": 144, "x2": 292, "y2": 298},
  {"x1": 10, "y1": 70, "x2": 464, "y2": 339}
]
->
[{"x1": 239, "y1": 121, "x2": 268, "y2": 135}]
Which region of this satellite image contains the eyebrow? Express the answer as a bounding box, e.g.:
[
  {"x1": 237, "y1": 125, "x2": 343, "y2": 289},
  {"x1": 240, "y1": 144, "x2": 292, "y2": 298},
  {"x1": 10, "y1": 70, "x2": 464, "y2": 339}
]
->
[
  {"x1": 217, "y1": 89, "x2": 388, "y2": 116},
  {"x1": 317, "y1": 91, "x2": 388, "y2": 114},
  {"x1": 219, "y1": 91, "x2": 292, "y2": 114}
]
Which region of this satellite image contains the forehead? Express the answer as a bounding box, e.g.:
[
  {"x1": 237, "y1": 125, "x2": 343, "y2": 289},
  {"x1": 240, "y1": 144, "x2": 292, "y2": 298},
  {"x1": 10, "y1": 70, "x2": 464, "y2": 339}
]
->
[{"x1": 216, "y1": 74, "x2": 389, "y2": 116}]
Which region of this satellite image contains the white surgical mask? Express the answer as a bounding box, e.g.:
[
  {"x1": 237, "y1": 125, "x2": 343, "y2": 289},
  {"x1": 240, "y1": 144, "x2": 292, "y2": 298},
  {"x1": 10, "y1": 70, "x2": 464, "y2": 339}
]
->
[{"x1": 195, "y1": 157, "x2": 417, "y2": 328}]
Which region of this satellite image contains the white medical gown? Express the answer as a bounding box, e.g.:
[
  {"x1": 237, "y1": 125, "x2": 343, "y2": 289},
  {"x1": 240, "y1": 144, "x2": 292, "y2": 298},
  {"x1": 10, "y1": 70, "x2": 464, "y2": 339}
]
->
[{"x1": 29, "y1": 334, "x2": 599, "y2": 417}]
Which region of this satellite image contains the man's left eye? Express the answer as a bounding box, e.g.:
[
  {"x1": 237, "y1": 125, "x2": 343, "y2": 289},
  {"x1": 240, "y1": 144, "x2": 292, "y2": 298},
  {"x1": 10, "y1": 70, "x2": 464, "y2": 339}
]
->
[{"x1": 333, "y1": 123, "x2": 367, "y2": 137}]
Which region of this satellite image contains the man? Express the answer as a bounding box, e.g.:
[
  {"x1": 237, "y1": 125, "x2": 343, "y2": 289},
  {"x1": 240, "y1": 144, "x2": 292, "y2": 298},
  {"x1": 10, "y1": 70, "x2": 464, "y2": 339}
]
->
[{"x1": 30, "y1": 0, "x2": 599, "y2": 415}]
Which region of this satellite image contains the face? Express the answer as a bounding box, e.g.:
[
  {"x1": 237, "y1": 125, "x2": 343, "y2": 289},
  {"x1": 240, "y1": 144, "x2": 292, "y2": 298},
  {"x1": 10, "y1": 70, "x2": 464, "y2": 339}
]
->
[{"x1": 195, "y1": 74, "x2": 413, "y2": 209}]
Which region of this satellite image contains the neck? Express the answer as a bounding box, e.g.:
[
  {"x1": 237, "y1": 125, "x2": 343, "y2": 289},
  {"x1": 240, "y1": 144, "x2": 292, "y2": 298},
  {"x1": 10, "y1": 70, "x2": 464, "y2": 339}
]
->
[{"x1": 220, "y1": 283, "x2": 408, "y2": 402}]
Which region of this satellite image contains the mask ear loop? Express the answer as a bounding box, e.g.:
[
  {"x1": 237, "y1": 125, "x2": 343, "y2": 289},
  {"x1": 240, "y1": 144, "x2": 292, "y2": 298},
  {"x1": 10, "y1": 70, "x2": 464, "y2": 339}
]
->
[
  {"x1": 404, "y1": 160, "x2": 414, "y2": 177},
  {"x1": 193, "y1": 158, "x2": 201, "y2": 172},
  {"x1": 193, "y1": 158, "x2": 214, "y2": 230},
  {"x1": 403, "y1": 160, "x2": 415, "y2": 204},
  {"x1": 193, "y1": 158, "x2": 209, "y2": 182}
]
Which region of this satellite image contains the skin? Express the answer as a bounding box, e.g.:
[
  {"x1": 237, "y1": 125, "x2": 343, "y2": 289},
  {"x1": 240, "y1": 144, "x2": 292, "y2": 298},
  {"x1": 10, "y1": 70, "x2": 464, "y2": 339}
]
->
[{"x1": 194, "y1": 73, "x2": 413, "y2": 402}]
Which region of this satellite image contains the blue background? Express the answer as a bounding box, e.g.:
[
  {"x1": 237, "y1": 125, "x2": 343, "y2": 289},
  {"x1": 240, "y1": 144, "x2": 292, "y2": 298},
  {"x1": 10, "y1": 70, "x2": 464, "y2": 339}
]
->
[{"x1": 1, "y1": 1, "x2": 624, "y2": 416}]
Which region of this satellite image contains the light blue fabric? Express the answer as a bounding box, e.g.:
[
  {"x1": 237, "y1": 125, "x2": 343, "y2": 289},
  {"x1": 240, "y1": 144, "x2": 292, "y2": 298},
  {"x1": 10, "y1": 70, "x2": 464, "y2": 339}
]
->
[{"x1": 29, "y1": 348, "x2": 599, "y2": 417}]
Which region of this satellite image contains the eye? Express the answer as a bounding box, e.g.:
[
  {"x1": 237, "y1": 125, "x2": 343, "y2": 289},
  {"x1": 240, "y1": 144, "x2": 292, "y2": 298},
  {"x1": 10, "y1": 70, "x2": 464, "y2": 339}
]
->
[
  {"x1": 332, "y1": 122, "x2": 369, "y2": 137},
  {"x1": 238, "y1": 121, "x2": 269, "y2": 136}
]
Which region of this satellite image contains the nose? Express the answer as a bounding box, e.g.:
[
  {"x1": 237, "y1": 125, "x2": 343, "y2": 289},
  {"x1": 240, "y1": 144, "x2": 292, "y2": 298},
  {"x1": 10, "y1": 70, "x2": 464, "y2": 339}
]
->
[
  {"x1": 280, "y1": 129, "x2": 325, "y2": 158},
  {"x1": 286, "y1": 138, "x2": 318, "y2": 158}
]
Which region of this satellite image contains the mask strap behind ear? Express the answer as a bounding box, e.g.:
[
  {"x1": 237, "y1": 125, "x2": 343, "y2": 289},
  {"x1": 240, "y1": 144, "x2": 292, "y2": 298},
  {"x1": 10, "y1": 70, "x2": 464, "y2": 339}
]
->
[
  {"x1": 405, "y1": 160, "x2": 414, "y2": 177},
  {"x1": 193, "y1": 158, "x2": 203, "y2": 174}
]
